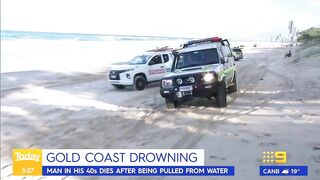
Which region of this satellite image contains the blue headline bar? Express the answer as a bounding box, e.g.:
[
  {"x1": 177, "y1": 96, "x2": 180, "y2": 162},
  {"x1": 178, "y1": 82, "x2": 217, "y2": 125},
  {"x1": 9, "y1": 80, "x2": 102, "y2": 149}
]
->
[
  {"x1": 260, "y1": 166, "x2": 308, "y2": 176},
  {"x1": 43, "y1": 166, "x2": 234, "y2": 176}
]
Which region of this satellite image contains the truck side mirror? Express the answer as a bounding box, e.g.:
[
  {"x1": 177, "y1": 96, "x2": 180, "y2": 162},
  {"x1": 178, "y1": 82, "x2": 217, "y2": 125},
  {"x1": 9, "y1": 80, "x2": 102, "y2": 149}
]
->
[{"x1": 220, "y1": 58, "x2": 225, "y2": 64}]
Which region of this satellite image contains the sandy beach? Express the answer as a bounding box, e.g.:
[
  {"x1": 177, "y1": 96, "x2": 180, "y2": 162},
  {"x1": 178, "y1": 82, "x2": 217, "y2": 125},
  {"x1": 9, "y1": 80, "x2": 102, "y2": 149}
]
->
[{"x1": 1, "y1": 39, "x2": 320, "y2": 179}]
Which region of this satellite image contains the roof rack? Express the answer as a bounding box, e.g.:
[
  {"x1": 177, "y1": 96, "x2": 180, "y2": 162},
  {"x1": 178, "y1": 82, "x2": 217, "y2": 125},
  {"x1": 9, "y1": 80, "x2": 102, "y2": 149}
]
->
[
  {"x1": 182, "y1": 37, "x2": 230, "y2": 48},
  {"x1": 147, "y1": 46, "x2": 173, "y2": 52}
]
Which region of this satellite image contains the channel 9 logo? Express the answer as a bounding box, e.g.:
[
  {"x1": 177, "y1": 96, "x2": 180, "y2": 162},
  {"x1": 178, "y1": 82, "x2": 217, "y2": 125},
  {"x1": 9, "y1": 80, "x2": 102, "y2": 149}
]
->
[{"x1": 262, "y1": 151, "x2": 287, "y2": 164}]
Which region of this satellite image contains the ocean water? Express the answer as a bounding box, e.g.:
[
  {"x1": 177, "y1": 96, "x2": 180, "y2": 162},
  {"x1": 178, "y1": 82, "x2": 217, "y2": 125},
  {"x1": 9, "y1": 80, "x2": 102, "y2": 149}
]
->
[
  {"x1": 1, "y1": 30, "x2": 282, "y2": 73},
  {"x1": 1, "y1": 31, "x2": 188, "y2": 73},
  {"x1": 1, "y1": 30, "x2": 190, "y2": 41}
]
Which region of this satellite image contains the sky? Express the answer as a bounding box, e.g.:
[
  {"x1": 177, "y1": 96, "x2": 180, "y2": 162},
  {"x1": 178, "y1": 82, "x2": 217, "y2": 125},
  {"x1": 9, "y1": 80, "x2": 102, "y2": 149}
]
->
[{"x1": 1, "y1": 0, "x2": 320, "y2": 40}]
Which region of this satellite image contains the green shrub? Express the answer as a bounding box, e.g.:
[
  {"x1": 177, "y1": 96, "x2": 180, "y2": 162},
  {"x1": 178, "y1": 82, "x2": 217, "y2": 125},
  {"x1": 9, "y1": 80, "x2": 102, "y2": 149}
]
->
[{"x1": 298, "y1": 27, "x2": 320, "y2": 41}]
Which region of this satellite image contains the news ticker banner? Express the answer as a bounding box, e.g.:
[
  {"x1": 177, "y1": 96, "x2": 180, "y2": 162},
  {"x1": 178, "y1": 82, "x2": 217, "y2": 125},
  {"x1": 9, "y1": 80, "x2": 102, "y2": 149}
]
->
[
  {"x1": 13, "y1": 149, "x2": 234, "y2": 176},
  {"x1": 12, "y1": 149, "x2": 309, "y2": 176}
]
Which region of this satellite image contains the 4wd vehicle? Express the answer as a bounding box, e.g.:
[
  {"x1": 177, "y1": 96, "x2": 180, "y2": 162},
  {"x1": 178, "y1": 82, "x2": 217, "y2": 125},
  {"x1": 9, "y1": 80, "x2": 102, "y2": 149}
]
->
[
  {"x1": 108, "y1": 47, "x2": 174, "y2": 90},
  {"x1": 160, "y1": 37, "x2": 237, "y2": 108},
  {"x1": 232, "y1": 47, "x2": 243, "y2": 61}
]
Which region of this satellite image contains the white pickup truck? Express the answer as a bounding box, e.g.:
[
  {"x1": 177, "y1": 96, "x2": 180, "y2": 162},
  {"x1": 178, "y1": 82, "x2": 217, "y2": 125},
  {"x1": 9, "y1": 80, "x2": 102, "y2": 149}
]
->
[{"x1": 108, "y1": 49, "x2": 174, "y2": 90}]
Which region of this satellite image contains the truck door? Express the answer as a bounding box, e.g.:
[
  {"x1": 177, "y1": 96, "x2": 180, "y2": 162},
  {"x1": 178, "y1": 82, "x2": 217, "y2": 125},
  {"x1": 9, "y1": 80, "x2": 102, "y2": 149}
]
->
[
  {"x1": 221, "y1": 46, "x2": 234, "y2": 83},
  {"x1": 162, "y1": 53, "x2": 173, "y2": 74},
  {"x1": 148, "y1": 54, "x2": 165, "y2": 81},
  {"x1": 218, "y1": 48, "x2": 230, "y2": 82}
]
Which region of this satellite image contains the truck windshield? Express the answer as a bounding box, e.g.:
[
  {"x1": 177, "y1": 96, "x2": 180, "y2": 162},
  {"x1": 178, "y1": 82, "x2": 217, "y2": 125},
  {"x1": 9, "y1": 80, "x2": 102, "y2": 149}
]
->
[
  {"x1": 232, "y1": 48, "x2": 242, "y2": 52},
  {"x1": 128, "y1": 55, "x2": 149, "y2": 65},
  {"x1": 176, "y1": 48, "x2": 219, "y2": 69}
]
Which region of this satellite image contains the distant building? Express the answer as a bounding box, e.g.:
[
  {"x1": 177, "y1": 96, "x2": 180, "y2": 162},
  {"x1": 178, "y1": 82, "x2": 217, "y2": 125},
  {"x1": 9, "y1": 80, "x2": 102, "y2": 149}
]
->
[{"x1": 288, "y1": 20, "x2": 296, "y2": 42}]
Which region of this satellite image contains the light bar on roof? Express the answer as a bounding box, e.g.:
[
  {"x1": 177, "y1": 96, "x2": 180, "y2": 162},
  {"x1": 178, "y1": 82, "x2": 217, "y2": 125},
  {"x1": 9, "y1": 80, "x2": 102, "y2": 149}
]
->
[
  {"x1": 183, "y1": 37, "x2": 222, "y2": 48},
  {"x1": 147, "y1": 46, "x2": 173, "y2": 52}
]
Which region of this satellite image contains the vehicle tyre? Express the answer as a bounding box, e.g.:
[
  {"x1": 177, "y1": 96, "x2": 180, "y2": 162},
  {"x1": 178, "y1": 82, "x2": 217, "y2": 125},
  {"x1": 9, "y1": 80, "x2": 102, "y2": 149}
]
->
[
  {"x1": 215, "y1": 81, "x2": 227, "y2": 107},
  {"x1": 134, "y1": 75, "x2": 146, "y2": 90},
  {"x1": 165, "y1": 99, "x2": 178, "y2": 109},
  {"x1": 112, "y1": 85, "x2": 125, "y2": 89},
  {"x1": 228, "y1": 74, "x2": 237, "y2": 93}
]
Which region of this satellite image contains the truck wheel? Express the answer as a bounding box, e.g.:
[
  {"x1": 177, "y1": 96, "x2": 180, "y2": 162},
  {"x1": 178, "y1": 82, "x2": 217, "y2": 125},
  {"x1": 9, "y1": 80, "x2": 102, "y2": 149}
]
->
[
  {"x1": 165, "y1": 99, "x2": 178, "y2": 109},
  {"x1": 228, "y1": 74, "x2": 237, "y2": 93},
  {"x1": 112, "y1": 85, "x2": 125, "y2": 89},
  {"x1": 215, "y1": 82, "x2": 227, "y2": 107},
  {"x1": 134, "y1": 76, "x2": 146, "y2": 90}
]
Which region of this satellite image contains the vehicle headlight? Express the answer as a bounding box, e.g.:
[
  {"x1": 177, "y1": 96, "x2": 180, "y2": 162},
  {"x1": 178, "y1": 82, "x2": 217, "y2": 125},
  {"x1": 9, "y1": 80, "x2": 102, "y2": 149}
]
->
[
  {"x1": 203, "y1": 73, "x2": 215, "y2": 82},
  {"x1": 176, "y1": 78, "x2": 183, "y2": 85},
  {"x1": 162, "y1": 79, "x2": 173, "y2": 88},
  {"x1": 123, "y1": 68, "x2": 134, "y2": 72},
  {"x1": 188, "y1": 76, "x2": 195, "y2": 83}
]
